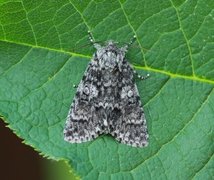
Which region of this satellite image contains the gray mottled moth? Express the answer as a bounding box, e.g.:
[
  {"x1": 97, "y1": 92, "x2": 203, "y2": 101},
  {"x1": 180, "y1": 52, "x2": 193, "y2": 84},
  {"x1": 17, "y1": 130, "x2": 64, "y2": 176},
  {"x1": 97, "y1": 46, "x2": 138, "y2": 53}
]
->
[{"x1": 64, "y1": 32, "x2": 149, "y2": 147}]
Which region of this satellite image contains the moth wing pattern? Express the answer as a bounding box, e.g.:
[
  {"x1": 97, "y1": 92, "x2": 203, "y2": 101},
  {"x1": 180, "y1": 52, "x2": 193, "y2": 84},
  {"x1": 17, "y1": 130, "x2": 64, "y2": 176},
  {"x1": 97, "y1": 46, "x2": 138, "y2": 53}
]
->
[
  {"x1": 64, "y1": 62, "x2": 103, "y2": 143},
  {"x1": 109, "y1": 60, "x2": 148, "y2": 147},
  {"x1": 64, "y1": 36, "x2": 149, "y2": 147}
]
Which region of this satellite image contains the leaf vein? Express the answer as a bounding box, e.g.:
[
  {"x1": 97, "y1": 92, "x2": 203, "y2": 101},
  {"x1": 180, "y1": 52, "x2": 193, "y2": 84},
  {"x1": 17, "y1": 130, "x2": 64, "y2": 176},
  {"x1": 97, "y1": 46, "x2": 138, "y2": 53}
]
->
[
  {"x1": 69, "y1": 0, "x2": 91, "y2": 31},
  {"x1": 20, "y1": 1, "x2": 37, "y2": 45},
  {"x1": 1, "y1": 48, "x2": 32, "y2": 76},
  {"x1": 191, "y1": 152, "x2": 214, "y2": 179},
  {"x1": 18, "y1": 55, "x2": 72, "y2": 102},
  {"x1": 1, "y1": 39, "x2": 214, "y2": 85},
  {"x1": 169, "y1": 0, "x2": 195, "y2": 76},
  {"x1": 130, "y1": 87, "x2": 214, "y2": 173},
  {"x1": 118, "y1": 0, "x2": 147, "y2": 66},
  {"x1": 144, "y1": 77, "x2": 170, "y2": 106}
]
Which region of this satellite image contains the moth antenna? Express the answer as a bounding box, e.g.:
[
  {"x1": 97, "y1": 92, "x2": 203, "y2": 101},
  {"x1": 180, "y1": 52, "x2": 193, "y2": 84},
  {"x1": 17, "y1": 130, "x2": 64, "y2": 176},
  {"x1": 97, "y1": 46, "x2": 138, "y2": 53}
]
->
[
  {"x1": 88, "y1": 31, "x2": 101, "y2": 50},
  {"x1": 122, "y1": 35, "x2": 137, "y2": 52},
  {"x1": 128, "y1": 35, "x2": 137, "y2": 47},
  {"x1": 88, "y1": 30, "x2": 95, "y2": 44}
]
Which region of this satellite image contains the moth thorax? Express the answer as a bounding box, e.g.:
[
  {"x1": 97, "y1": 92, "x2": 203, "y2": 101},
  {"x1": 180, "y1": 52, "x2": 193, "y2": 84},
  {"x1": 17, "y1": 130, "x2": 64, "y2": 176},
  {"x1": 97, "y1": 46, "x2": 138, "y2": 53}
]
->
[{"x1": 102, "y1": 50, "x2": 123, "y2": 68}]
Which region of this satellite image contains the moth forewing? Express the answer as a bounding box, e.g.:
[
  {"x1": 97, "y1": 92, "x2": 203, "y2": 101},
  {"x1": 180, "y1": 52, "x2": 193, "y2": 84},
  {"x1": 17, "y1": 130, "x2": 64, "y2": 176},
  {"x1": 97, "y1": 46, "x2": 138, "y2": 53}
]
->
[{"x1": 64, "y1": 35, "x2": 149, "y2": 147}]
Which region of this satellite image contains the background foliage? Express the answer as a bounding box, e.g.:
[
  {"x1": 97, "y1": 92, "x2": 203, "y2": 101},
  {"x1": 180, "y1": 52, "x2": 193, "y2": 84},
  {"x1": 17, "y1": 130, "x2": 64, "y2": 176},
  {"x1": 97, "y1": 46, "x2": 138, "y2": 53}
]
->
[{"x1": 0, "y1": 0, "x2": 213, "y2": 179}]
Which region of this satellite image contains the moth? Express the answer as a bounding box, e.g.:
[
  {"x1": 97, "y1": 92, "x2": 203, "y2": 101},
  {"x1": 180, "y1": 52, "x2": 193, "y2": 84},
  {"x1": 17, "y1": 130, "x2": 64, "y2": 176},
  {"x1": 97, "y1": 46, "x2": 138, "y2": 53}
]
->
[{"x1": 64, "y1": 31, "x2": 149, "y2": 147}]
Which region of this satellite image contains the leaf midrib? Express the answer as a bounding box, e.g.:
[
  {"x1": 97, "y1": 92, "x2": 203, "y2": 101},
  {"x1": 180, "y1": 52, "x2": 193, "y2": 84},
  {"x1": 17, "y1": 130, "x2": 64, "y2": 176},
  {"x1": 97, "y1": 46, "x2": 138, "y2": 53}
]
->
[{"x1": 1, "y1": 39, "x2": 214, "y2": 85}]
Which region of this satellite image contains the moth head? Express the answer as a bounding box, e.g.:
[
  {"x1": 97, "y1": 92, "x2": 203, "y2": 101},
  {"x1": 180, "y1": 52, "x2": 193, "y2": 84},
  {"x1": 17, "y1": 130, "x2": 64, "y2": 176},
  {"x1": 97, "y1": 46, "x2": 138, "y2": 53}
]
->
[
  {"x1": 105, "y1": 40, "x2": 118, "y2": 50},
  {"x1": 95, "y1": 41, "x2": 125, "y2": 70}
]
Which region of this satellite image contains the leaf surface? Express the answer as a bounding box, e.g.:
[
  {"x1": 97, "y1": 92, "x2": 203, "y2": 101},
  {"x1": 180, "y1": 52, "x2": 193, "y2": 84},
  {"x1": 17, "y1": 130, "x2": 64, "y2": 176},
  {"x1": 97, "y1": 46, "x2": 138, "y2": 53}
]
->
[{"x1": 0, "y1": 0, "x2": 214, "y2": 179}]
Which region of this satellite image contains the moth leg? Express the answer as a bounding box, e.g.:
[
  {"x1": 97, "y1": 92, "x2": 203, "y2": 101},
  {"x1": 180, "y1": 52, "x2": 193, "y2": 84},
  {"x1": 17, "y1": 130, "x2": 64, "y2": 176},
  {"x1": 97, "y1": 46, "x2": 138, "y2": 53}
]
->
[
  {"x1": 133, "y1": 70, "x2": 150, "y2": 81},
  {"x1": 72, "y1": 84, "x2": 77, "y2": 88},
  {"x1": 88, "y1": 31, "x2": 101, "y2": 50}
]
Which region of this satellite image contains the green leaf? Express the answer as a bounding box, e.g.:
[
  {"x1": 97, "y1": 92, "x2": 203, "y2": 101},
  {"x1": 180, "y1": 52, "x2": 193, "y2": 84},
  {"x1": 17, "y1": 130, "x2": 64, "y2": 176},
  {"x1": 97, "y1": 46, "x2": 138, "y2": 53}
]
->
[{"x1": 0, "y1": 0, "x2": 214, "y2": 179}]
